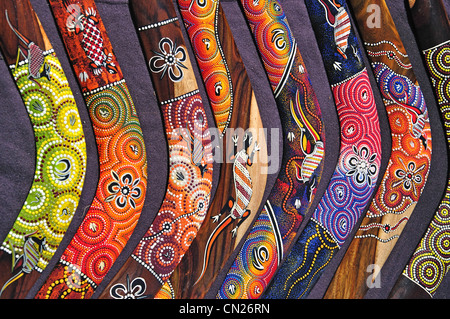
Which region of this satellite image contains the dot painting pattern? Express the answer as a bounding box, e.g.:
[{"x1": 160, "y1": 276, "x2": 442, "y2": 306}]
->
[
  {"x1": 0, "y1": 52, "x2": 87, "y2": 276},
  {"x1": 36, "y1": 81, "x2": 148, "y2": 299},
  {"x1": 262, "y1": 0, "x2": 382, "y2": 299},
  {"x1": 131, "y1": 93, "x2": 213, "y2": 284},
  {"x1": 402, "y1": 41, "x2": 450, "y2": 297},
  {"x1": 216, "y1": 0, "x2": 326, "y2": 299},
  {"x1": 353, "y1": 60, "x2": 432, "y2": 244},
  {"x1": 34, "y1": 0, "x2": 147, "y2": 299},
  {"x1": 178, "y1": 0, "x2": 234, "y2": 136},
  {"x1": 263, "y1": 70, "x2": 382, "y2": 299},
  {"x1": 311, "y1": 71, "x2": 382, "y2": 245}
]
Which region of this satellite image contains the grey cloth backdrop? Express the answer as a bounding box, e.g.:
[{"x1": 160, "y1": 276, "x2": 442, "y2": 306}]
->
[{"x1": 0, "y1": 0, "x2": 449, "y2": 299}]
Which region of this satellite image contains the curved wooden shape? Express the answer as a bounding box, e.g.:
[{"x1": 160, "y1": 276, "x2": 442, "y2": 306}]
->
[
  {"x1": 215, "y1": 0, "x2": 326, "y2": 299},
  {"x1": 33, "y1": 0, "x2": 148, "y2": 299},
  {"x1": 0, "y1": 0, "x2": 87, "y2": 299},
  {"x1": 152, "y1": 0, "x2": 268, "y2": 299},
  {"x1": 95, "y1": 0, "x2": 215, "y2": 299},
  {"x1": 389, "y1": 0, "x2": 450, "y2": 299},
  {"x1": 324, "y1": 0, "x2": 432, "y2": 299},
  {"x1": 261, "y1": 0, "x2": 382, "y2": 299}
]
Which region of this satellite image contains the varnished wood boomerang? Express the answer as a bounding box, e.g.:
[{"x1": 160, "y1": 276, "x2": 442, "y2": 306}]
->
[
  {"x1": 0, "y1": 0, "x2": 86, "y2": 299},
  {"x1": 154, "y1": 0, "x2": 268, "y2": 299},
  {"x1": 96, "y1": 0, "x2": 267, "y2": 299},
  {"x1": 389, "y1": 0, "x2": 450, "y2": 299},
  {"x1": 95, "y1": 0, "x2": 215, "y2": 299},
  {"x1": 324, "y1": 0, "x2": 432, "y2": 299}
]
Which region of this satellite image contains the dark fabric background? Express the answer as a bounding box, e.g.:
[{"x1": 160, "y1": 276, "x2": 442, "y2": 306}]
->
[{"x1": 0, "y1": 0, "x2": 449, "y2": 299}]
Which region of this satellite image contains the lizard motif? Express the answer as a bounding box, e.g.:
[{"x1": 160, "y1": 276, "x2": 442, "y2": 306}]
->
[
  {"x1": 317, "y1": 0, "x2": 351, "y2": 60},
  {"x1": 195, "y1": 133, "x2": 260, "y2": 284},
  {"x1": 0, "y1": 232, "x2": 46, "y2": 296},
  {"x1": 64, "y1": 2, "x2": 118, "y2": 78},
  {"x1": 5, "y1": 10, "x2": 51, "y2": 86}
]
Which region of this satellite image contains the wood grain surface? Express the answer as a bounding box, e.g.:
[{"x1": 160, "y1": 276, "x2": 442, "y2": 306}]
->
[
  {"x1": 96, "y1": 0, "x2": 267, "y2": 299},
  {"x1": 95, "y1": 0, "x2": 215, "y2": 299},
  {"x1": 153, "y1": 0, "x2": 268, "y2": 299},
  {"x1": 0, "y1": 1, "x2": 51, "y2": 65}
]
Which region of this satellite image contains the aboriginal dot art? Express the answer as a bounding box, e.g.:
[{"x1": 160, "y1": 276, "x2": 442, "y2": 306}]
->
[
  {"x1": 152, "y1": 0, "x2": 268, "y2": 299},
  {"x1": 216, "y1": 0, "x2": 326, "y2": 299},
  {"x1": 96, "y1": 0, "x2": 214, "y2": 299},
  {"x1": 403, "y1": 42, "x2": 450, "y2": 297},
  {"x1": 262, "y1": 0, "x2": 382, "y2": 299},
  {"x1": 34, "y1": 0, "x2": 147, "y2": 299},
  {"x1": 389, "y1": 0, "x2": 450, "y2": 298},
  {"x1": 129, "y1": 94, "x2": 213, "y2": 284},
  {"x1": 177, "y1": 0, "x2": 233, "y2": 137},
  {"x1": 324, "y1": 0, "x2": 432, "y2": 299},
  {"x1": 0, "y1": 0, "x2": 87, "y2": 299},
  {"x1": 106, "y1": 93, "x2": 214, "y2": 299}
]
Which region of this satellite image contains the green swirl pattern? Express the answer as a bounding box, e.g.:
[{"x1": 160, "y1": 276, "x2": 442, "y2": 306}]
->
[{"x1": 1, "y1": 51, "x2": 87, "y2": 272}]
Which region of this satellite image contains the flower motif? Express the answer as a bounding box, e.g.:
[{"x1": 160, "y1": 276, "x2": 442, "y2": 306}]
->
[
  {"x1": 105, "y1": 170, "x2": 141, "y2": 209},
  {"x1": 392, "y1": 158, "x2": 425, "y2": 196},
  {"x1": 346, "y1": 145, "x2": 378, "y2": 186},
  {"x1": 149, "y1": 37, "x2": 187, "y2": 82},
  {"x1": 110, "y1": 275, "x2": 147, "y2": 299}
]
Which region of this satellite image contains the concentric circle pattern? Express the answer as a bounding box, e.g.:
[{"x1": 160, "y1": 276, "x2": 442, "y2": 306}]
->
[
  {"x1": 1, "y1": 53, "x2": 87, "y2": 272},
  {"x1": 402, "y1": 42, "x2": 450, "y2": 296},
  {"x1": 131, "y1": 93, "x2": 213, "y2": 284}
]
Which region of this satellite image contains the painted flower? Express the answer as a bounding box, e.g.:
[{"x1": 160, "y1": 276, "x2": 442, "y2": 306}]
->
[
  {"x1": 346, "y1": 145, "x2": 378, "y2": 186},
  {"x1": 392, "y1": 158, "x2": 425, "y2": 197},
  {"x1": 105, "y1": 170, "x2": 141, "y2": 209},
  {"x1": 110, "y1": 275, "x2": 147, "y2": 299},
  {"x1": 149, "y1": 37, "x2": 187, "y2": 82}
]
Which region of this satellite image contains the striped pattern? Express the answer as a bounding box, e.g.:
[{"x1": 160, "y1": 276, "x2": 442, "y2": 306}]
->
[
  {"x1": 192, "y1": 136, "x2": 204, "y2": 165},
  {"x1": 231, "y1": 152, "x2": 253, "y2": 219},
  {"x1": 289, "y1": 88, "x2": 324, "y2": 182},
  {"x1": 412, "y1": 115, "x2": 426, "y2": 139},
  {"x1": 215, "y1": 0, "x2": 325, "y2": 300},
  {"x1": 290, "y1": 89, "x2": 321, "y2": 148},
  {"x1": 301, "y1": 141, "x2": 325, "y2": 182},
  {"x1": 22, "y1": 238, "x2": 41, "y2": 273},
  {"x1": 334, "y1": 7, "x2": 351, "y2": 58}
]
